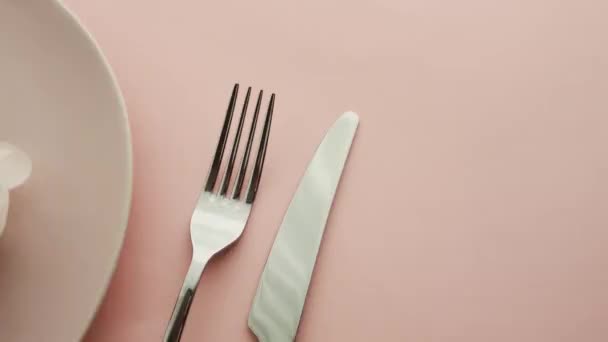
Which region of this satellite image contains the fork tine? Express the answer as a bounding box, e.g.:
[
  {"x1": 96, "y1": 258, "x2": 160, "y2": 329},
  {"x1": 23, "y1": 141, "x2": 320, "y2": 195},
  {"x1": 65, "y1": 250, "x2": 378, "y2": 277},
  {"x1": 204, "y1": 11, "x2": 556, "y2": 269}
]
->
[
  {"x1": 245, "y1": 93, "x2": 275, "y2": 204},
  {"x1": 232, "y1": 90, "x2": 263, "y2": 200},
  {"x1": 219, "y1": 87, "x2": 251, "y2": 196},
  {"x1": 204, "y1": 83, "x2": 239, "y2": 192}
]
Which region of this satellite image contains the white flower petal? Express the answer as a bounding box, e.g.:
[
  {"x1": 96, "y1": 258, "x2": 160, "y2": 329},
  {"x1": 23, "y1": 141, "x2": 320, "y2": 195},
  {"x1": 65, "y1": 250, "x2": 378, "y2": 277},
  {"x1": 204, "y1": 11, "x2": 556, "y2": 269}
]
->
[
  {"x1": 0, "y1": 142, "x2": 32, "y2": 190},
  {"x1": 0, "y1": 185, "x2": 8, "y2": 237}
]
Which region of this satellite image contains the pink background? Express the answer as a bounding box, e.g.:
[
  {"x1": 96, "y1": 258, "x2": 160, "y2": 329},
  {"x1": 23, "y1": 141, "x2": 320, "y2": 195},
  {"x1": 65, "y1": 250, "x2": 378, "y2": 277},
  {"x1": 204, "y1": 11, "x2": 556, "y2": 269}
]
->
[{"x1": 60, "y1": 0, "x2": 608, "y2": 341}]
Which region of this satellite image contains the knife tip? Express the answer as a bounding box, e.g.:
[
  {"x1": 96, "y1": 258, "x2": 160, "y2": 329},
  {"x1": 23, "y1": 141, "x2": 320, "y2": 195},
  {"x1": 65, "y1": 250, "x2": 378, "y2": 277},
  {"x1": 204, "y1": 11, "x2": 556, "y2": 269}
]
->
[{"x1": 342, "y1": 111, "x2": 359, "y2": 125}]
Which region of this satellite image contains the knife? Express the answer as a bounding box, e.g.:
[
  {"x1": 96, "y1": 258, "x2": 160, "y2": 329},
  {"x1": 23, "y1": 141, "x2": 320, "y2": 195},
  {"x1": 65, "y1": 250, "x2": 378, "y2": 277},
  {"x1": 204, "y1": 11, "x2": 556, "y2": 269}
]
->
[{"x1": 248, "y1": 112, "x2": 359, "y2": 342}]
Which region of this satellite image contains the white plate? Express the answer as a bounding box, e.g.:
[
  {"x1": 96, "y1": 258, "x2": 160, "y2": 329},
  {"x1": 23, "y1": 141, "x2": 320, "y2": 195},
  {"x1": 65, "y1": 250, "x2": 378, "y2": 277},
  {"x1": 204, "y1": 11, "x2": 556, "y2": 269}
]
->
[{"x1": 0, "y1": 1, "x2": 132, "y2": 341}]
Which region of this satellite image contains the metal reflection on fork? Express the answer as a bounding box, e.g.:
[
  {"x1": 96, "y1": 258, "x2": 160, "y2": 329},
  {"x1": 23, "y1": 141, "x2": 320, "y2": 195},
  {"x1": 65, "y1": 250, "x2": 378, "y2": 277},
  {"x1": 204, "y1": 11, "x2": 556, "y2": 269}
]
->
[{"x1": 164, "y1": 84, "x2": 275, "y2": 342}]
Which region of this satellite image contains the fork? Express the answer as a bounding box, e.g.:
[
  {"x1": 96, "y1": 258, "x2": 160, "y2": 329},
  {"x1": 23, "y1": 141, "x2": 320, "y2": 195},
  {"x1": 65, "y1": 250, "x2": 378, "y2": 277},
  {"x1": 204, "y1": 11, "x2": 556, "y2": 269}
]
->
[{"x1": 164, "y1": 84, "x2": 275, "y2": 342}]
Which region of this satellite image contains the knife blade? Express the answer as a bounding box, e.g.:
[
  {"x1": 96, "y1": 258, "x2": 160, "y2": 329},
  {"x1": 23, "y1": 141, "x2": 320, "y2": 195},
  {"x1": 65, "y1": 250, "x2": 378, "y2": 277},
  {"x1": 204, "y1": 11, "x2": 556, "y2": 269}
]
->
[{"x1": 248, "y1": 112, "x2": 359, "y2": 342}]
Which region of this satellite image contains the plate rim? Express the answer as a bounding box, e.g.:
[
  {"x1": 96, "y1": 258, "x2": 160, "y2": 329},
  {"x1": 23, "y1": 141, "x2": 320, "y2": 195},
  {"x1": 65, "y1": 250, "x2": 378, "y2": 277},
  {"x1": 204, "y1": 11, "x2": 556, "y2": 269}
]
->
[{"x1": 49, "y1": 0, "x2": 134, "y2": 339}]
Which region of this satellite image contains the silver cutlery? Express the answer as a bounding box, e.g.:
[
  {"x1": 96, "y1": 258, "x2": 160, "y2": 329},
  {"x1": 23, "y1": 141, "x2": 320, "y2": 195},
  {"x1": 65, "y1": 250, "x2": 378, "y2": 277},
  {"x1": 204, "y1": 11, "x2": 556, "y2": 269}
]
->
[
  {"x1": 248, "y1": 112, "x2": 359, "y2": 342},
  {"x1": 164, "y1": 84, "x2": 275, "y2": 342}
]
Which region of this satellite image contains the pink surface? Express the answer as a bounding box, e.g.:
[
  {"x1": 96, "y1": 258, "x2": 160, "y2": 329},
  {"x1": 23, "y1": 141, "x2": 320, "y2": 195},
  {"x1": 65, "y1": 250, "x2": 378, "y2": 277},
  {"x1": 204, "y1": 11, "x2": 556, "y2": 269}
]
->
[{"x1": 61, "y1": 0, "x2": 608, "y2": 341}]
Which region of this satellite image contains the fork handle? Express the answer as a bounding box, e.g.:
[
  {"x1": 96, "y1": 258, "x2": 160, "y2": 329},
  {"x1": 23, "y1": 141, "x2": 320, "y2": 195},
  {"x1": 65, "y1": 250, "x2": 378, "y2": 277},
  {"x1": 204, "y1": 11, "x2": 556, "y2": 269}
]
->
[{"x1": 164, "y1": 260, "x2": 207, "y2": 342}]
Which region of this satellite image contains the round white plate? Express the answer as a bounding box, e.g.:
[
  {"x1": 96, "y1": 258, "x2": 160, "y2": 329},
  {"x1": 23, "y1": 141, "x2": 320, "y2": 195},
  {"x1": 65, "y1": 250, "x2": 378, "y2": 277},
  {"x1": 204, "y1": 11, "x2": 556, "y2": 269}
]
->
[{"x1": 0, "y1": 1, "x2": 132, "y2": 341}]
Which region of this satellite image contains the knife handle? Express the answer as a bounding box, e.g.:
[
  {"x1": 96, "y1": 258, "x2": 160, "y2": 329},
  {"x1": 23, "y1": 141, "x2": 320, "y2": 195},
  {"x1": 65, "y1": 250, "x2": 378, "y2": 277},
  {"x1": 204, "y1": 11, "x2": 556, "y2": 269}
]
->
[{"x1": 164, "y1": 260, "x2": 207, "y2": 342}]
